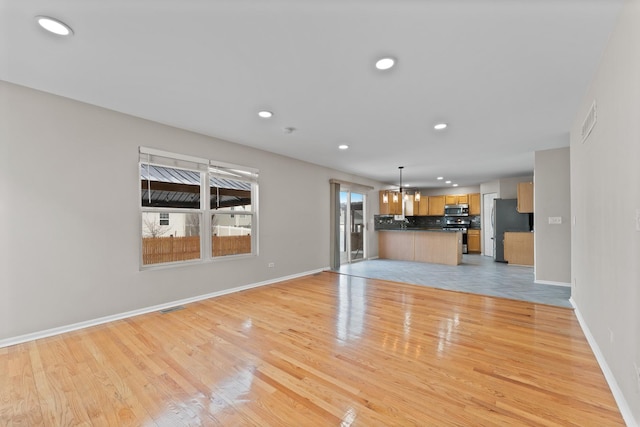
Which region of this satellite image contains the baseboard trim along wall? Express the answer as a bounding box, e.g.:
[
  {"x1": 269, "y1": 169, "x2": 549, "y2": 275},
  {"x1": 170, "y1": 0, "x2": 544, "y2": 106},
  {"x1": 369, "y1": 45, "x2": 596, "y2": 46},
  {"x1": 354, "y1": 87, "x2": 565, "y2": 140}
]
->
[
  {"x1": 534, "y1": 279, "x2": 571, "y2": 287},
  {"x1": 570, "y1": 298, "x2": 637, "y2": 427},
  {"x1": 0, "y1": 268, "x2": 327, "y2": 349}
]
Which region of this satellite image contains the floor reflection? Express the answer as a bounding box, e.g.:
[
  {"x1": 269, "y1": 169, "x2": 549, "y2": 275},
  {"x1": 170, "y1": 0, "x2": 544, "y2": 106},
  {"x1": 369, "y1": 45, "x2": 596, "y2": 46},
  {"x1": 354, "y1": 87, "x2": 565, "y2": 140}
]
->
[
  {"x1": 437, "y1": 312, "x2": 460, "y2": 355},
  {"x1": 336, "y1": 275, "x2": 366, "y2": 344}
]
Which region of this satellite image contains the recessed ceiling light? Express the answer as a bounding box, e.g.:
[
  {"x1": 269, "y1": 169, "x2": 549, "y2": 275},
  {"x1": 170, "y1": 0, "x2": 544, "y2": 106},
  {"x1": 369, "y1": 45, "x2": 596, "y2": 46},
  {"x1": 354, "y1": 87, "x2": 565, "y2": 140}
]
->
[
  {"x1": 36, "y1": 16, "x2": 73, "y2": 36},
  {"x1": 452, "y1": 184, "x2": 459, "y2": 187},
  {"x1": 375, "y1": 57, "x2": 396, "y2": 70},
  {"x1": 434, "y1": 123, "x2": 448, "y2": 130},
  {"x1": 437, "y1": 177, "x2": 444, "y2": 180},
  {"x1": 445, "y1": 180, "x2": 452, "y2": 184},
  {"x1": 258, "y1": 110, "x2": 273, "y2": 118},
  {"x1": 338, "y1": 144, "x2": 349, "y2": 150}
]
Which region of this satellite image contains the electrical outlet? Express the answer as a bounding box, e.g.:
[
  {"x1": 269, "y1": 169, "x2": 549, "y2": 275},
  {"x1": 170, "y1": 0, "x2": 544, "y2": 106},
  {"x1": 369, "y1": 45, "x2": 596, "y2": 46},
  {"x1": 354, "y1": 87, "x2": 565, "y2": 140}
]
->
[
  {"x1": 268, "y1": 262, "x2": 275, "y2": 268},
  {"x1": 636, "y1": 209, "x2": 640, "y2": 232},
  {"x1": 635, "y1": 363, "x2": 640, "y2": 391}
]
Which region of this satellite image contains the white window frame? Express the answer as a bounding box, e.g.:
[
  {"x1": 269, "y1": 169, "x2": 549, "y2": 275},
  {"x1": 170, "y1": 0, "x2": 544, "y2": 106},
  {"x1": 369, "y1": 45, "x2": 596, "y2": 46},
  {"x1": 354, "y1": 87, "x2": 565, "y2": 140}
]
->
[{"x1": 139, "y1": 147, "x2": 258, "y2": 269}]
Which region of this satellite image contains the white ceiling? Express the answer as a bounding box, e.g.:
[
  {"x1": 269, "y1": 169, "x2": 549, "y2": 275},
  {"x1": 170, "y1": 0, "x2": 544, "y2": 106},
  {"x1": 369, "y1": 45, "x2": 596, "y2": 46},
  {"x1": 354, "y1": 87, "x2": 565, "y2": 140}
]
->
[{"x1": 1, "y1": 0, "x2": 623, "y2": 188}]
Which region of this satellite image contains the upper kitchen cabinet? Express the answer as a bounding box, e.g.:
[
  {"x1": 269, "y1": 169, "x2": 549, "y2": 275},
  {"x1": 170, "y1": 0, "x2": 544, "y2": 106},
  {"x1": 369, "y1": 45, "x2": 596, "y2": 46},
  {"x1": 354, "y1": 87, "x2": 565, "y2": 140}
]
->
[
  {"x1": 413, "y1": 194, "x2": 429, "y2": 216},
  {"x1": 428, "y1": 195, "x2": 445, "y2": 216},
  {"x1": 469, "y1": 193, "x2": 481, "y2": 215},
  {"x1": 379, "y1": 190, "x2": 402, "y2": 215},
  {"x1": 444, "y1": 194, "x2": 469, "y2": 205},
  {"x1": 379, "y1": 191, "x2": 390, "y2": 215},
  {"x1": 456, "y1": 194, "x2": 469, "y2": 204},
  {"x1": 517, "y1": 182, "x2": 534, "y2": 213}
]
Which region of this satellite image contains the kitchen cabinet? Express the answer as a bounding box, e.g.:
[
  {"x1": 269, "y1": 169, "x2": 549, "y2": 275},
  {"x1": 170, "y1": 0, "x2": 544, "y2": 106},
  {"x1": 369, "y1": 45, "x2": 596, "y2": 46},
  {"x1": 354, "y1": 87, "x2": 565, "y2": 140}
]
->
[
  {"x1": 428, "y1": 195, "x2": 445, "y2": 216},
  {"x1": 517, "y1": 182, "x2": 534, "y2": 213},
  {"x1": 469, "y1": 193, "x2": 481, "y2": 216},
  {"x1": 444, "y1": 194, "x2": 469, "y2": 205},
  {"x1": 504, "y1": 232, "x2": 534, "y2": 266},
  {"x1": 413, "y1": 194, "x2": 429, "y2": 216},
  {"x1": 378, "y1": 230, "x2": 462, "y2": 266},
  {"x1": 379, "y1": 191, "x2": 390, "y2": 215},
  {"x1": 467, "y1": 229, "x2": 481, "y2": 253},
  {"x1": 379, "y1": 190, "x2": 402, "y2": 215}
]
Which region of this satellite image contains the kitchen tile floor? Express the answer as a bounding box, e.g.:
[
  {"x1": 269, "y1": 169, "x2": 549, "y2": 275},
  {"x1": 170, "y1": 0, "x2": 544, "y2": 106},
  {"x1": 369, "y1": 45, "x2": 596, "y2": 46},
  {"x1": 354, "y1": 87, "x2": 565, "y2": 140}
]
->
[{"x1": 337, "y1": 254, "x2": 572, "y2": 308}]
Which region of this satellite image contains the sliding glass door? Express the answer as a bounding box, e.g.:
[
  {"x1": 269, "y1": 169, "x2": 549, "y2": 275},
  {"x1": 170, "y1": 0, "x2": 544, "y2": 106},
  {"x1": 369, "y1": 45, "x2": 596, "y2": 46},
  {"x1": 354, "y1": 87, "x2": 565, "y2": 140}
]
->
[{"x1": 340, "y1": 190, "x2": 366, "y2": 264}]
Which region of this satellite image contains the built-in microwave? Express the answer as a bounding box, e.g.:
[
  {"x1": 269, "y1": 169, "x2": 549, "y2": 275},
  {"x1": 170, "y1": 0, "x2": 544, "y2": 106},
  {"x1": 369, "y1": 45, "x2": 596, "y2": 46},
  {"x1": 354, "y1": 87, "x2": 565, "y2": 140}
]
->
[{"x1": 444, "y1": 204, "x2": 469, "y2": 217}]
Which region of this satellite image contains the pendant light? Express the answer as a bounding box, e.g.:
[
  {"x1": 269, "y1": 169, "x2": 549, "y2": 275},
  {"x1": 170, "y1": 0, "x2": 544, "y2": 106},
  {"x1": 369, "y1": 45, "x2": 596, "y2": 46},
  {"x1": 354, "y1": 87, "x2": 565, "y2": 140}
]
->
[
  {"x1": 392, "y1": 166, "x2": 403, "y2": 203},
  {"x1": 384, "y1": 166, "x2": 405, "y2": 205}
]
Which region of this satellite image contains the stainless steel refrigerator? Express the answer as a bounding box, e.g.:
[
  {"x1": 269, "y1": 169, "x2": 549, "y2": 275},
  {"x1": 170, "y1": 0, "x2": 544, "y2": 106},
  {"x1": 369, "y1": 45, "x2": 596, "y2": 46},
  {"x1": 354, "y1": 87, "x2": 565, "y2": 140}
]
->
[{"x1": 493, "y1": 198, "x2": 531, "y2": 263}]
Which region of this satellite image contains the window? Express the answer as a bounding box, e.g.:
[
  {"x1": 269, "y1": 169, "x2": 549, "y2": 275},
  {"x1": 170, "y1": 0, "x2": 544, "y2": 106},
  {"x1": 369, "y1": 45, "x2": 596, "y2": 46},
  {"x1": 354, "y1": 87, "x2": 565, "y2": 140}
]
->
[
  {"x1": 159, "y1": 212, "x2": 170, "y2": 226},
  {"x1": 210, "y1": 165, "x2": 256, "y2": 258},
  {"x1": 140, "y1": 147, "x2": 258, "y2": 267}
]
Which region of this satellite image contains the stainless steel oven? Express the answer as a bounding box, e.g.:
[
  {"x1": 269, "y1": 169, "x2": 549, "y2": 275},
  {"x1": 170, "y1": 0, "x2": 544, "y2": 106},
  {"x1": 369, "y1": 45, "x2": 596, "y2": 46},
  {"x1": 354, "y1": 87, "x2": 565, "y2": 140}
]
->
[
  {"x1": 442, "y1": 218, "x2": 470, "y2": 254},
  {"x1": 444, "y1": 204, "x2": 469, "y2": 217}
]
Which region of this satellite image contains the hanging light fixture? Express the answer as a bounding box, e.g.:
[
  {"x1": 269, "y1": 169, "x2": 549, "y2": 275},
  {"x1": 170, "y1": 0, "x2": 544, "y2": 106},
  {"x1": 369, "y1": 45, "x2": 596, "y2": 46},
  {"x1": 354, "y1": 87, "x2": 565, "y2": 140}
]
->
[
  {"x1": 393, "y1": 166, "x2": 404, "y2": 203},
  {"x1": 415, "y1": 191, "x2": 421, "y2": 202},
  {"x1": 382, "y1": 191, "x2": 389, "y2": 204}
]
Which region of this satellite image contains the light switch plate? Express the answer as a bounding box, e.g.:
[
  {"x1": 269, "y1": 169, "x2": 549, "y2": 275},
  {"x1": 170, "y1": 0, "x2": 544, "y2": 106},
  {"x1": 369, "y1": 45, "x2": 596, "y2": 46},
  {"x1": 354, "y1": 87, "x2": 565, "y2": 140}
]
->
[
  {"x1": 548, "y1": 216, "x2": 562, "y2": 225},
  {"x1": 636, "y1": 209, "x2": 640, "y2": 231}
]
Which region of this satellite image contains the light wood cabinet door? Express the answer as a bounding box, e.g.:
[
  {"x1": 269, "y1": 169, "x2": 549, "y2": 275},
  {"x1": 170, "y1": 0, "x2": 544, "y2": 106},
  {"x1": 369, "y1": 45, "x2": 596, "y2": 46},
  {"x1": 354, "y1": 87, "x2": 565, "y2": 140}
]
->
[
  {"x1": 381, "y1": 191, "x2": 402, "y2": 215},
  {"x1": 418, "y1": 196, "x2": 429, "y2": 216},
  {"x1": 504, "y1": 232, "x2": 534, "y2": 265},
  {"x1": 445, "y1": 195, "x2": 457, "y2": 205},
  {"x1": 469, "y1": 193, "x2": 481, "y2": 216},
  {"x1": 445, "y1": 194, "x2": 470, "y2": 205},
  {"x1": 457, "y1": 194, "x2": 469, "y2": 204},
  {"x1": 428, "y1": 195, "x2": 445, "y2": 216},
  {"x1": 412, "y1": 195, "x2": 429, "y2": 216},
  {"x1": 379, "y1": 191, "x2": 390, "y2": 215},
  {"x1": 467, "y1": 229, "x2": 481, "y2": 253},
  {"x1": 517, "y1": 182, "x2": 534, "y2": 213}
]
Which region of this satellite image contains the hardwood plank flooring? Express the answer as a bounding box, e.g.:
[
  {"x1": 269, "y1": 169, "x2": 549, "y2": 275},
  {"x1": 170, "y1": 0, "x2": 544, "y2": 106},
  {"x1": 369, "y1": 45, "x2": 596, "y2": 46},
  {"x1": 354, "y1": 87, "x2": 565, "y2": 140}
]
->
[{"x1": 0, "y1": 272, "x2": 624, "y2": 426}]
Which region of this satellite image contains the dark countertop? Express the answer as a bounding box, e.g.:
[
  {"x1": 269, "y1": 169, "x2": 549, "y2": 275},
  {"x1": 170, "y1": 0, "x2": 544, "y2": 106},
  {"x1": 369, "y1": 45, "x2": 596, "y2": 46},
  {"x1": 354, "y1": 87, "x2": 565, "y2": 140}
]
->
[{"x1": 377, "y1": 228, "x2": 453, "y2": 232}]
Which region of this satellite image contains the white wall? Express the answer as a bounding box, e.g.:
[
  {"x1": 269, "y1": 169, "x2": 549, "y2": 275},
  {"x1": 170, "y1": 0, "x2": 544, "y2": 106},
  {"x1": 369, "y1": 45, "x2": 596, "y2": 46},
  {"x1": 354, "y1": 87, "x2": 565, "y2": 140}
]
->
[
  {"x1": 421, "y1": 185, "x2": 481, "y2": 196},
  {"x1": 498, "y1": 175, "x2": 533, "y2": 199},
  {"x1": 534, "y1": 148, "x2": 571, "y2": 284},
  {"x1": 570, "y1": 0, "x2": 640, "y2": 423},
  {"x1": 0, "y1": 81, "x2": 382, "y2": 342}
]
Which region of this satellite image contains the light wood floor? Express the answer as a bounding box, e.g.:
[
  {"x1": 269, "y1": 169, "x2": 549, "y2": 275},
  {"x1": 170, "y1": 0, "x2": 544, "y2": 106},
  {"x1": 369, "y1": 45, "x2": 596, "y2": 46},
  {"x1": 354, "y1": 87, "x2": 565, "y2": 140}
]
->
[{"x1": 0, "y1": 272, "x2": 624, "y2": 426}]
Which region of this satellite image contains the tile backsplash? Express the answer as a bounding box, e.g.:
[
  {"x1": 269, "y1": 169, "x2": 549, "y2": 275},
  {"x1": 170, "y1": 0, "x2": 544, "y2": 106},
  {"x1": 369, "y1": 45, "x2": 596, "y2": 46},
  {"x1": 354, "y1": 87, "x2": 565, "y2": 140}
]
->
[{"x1": 374, "y1": 215, "x2": 481, "y2": 230}]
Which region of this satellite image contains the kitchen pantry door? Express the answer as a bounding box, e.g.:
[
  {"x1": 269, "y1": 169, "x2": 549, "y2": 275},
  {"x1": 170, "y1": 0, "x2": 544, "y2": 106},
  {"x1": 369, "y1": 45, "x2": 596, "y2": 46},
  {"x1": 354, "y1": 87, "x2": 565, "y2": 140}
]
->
[{"x1": 339, "y1": 191, "x2": 366, "y2": 264}]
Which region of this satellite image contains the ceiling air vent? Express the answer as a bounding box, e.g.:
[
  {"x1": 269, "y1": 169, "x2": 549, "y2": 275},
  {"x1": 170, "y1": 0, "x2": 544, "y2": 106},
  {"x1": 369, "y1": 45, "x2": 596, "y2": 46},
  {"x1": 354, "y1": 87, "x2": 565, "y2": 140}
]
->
[{"x1": 581, "y1": 101, "x2": 597, "y2": 143}]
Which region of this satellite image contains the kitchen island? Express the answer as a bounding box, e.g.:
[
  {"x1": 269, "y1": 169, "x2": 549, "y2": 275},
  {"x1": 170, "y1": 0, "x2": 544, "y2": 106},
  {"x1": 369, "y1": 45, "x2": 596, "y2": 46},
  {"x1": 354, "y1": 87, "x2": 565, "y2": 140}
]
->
[{"x1": 378, "y1": 229, "x2": 462, "y2": 266}]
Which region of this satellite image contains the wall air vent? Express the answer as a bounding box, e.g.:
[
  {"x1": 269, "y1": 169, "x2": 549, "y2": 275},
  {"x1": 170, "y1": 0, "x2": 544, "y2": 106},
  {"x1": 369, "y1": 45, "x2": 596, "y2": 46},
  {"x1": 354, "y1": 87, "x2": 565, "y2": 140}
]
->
[{"x1": 581, "y1": 101, "x2": 597, "y2": 143}]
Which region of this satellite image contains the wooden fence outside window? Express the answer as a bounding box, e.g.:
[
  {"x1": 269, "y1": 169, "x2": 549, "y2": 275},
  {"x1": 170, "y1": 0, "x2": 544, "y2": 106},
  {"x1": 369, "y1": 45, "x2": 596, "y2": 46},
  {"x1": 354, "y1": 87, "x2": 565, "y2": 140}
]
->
[{"x1": 142, "y1": 235, "x2": 251, "y2": 265}]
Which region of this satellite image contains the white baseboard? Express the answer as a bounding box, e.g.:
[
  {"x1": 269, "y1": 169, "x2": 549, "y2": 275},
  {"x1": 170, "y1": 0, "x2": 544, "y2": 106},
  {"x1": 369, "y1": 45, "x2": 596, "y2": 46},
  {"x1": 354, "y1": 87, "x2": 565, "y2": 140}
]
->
[
  {"x1": 570, "y1": 298, "x2": 638, "y2": 427},
  {"x1": 0, "y1": 268, "x2": 325, "y2": 349},
  {"x1": 534, "y1": 279, "x2": 571, "y2": 287}
]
